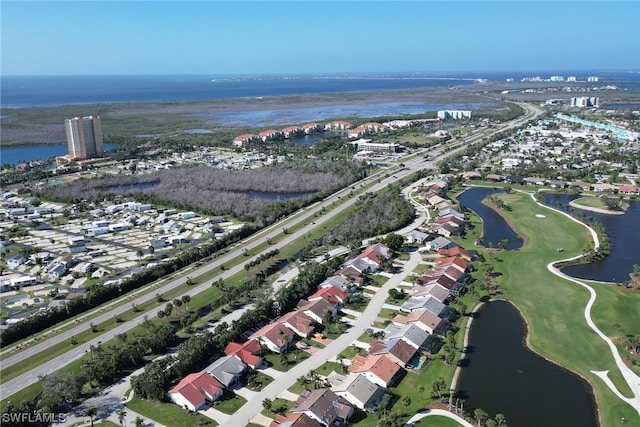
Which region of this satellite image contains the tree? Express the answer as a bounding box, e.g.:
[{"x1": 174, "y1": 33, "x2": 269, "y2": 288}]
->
[
  {"x1": 384, "y1": 233, "x2": 404, "y2": 251},
  {"x1": 117, "y1": 408, "x2": 127, "y2": 427},
  {"x1": 401, "y1": 395, "x2": 411, "y2": 407},
  {"x1": 262, "y1": 397, "x2": 273, "y2": 413},
  {"x1": 133, "y1": 416, "x2": 145, "y2": 427},
  {"x1": 495, "y1": 413, "x2": 507, "y2": 426},
  {"x1": 85, "y1": 407, "x2": 97, "y2": 427},
  {"x1": 418, "y1": 385, "x2": 425, "y2": 399},
  {"x1": 474, "y1": 408, "x2": 489, "y2": 427},
  {"x1": 431, "y1": 377, "x2": 447, "y2": 398}
]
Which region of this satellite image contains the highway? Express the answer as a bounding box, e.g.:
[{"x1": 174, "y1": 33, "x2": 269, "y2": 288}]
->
[{"x1": 0, "y1": 101, "x2": 543, "y2": 400}]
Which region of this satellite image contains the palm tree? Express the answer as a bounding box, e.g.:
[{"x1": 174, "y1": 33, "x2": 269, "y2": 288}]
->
[
  {"x1": 117, "y1": 408, "x2": 127, "y2": 427},
  {"x1": 474, "y1": 408, "x2": 489, "y2": 427},
  {"x1": 133, "y1": 416, "x2": 145, "y2": 427},
  {"x1": 85, "y1": 407, "x2": 97, "y2": 427},
  {"x1": 262, "y1": 397, "x2": 273, "y2": 413},
  {"x1": 401, "y1": 395, "x2": 411, "y2": 407},
  {"x1": 418, "y1": 385, "x2": 425, "y2": 399},
  {"x1": 495, "y1": 413, "x2": 507, "y2": 426}
]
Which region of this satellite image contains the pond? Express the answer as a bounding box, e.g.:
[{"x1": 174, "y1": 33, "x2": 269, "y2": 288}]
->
[
  {"x1": 456, "y1": 300, "x2": 598, "y2": 427},
  {"x1": 455, "y1": 187, "x2": 523, "y2": 250},
  {"x1": 542, "y1": 193, "x2": 640, "y2": 282}
]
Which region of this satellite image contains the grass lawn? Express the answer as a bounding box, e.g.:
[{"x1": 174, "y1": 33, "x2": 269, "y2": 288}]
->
[
  {"x1": 263, "y1": 348, "x2": 311, "y2": 372},
  {"x1": 212, "y1": 390, "x2": 247, "y2": 415},
  {"x1": 126, "y1": 396, "x2": 216, "y2": 427},
  {"x1": 245, "y1": 371, "x2": 274, "y2": 392},
  {"x1": 487, "y1": 191, "x2": 640, "y2": 427},
  {"x1": 260, "y1": 397, "x2": 291, "y2": 417},
  {"x1": 412, "y1": 415, "x2": 467, "y2": 426}
]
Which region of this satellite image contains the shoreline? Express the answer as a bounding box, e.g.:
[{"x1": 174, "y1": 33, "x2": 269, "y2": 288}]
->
[{"x1": 569, "y1": 199, "x2": 627, "y2": 215}]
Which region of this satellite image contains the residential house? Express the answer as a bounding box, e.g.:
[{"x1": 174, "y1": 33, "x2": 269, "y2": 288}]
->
[
  {"x1": 207, "y1": 355, "x2": 246, "y2": 388},
  {"x1": 269, "y1": 413, "x2": 321, "y2": 427},
  {"x1": 232, "y1": 134, "x2": 259, "y2": 147},
  {"x1": 224, "y1": 340, "x2": 263, "y2": 370},
  {"x1": 250, "y1": 322, "x2": 295, "y2": 353},
  {"x1": 410, "y1": 283, "x2": 450, "y2": 302},
  {"x1": 6, "y1": 254, "x2": 24, "y2": 269},
  {"x1": 392, "y1": 309, "x2": 443, "y2": 335},
  {"x1": 334, "y1": 266, "x2": 365, "y2": 286},
  {"x1": 348, "y1": 354, "x2": 403, "y2": 388},
  {"x1": 340, "y1": 258, "x2": 375, "y2": 275},
  {"x1": 259, "y1": 130, "x2": 282, "y2": 142},
  {"x1": 400, "y1": 296, "x2": 446, "y2": 316},
  {"x1": 324, "y1": 121, "x2": 353, "y2": 131},
  {"x1": 437, "y1": 246, "x2": 473, "y2": 262},
  {"x1": 282, "y1": 126, "x2": 303, "y2": 138},
  {"x1": 318, "y1": 275, "x2": 353, "y2": 293},
  {"x1": 382, "y1": 323, "x2": 430, "y2": 351},
  {"x1": 423, "y1": 237, "x2": 455, "y2": 251},
  {"x1": 279, "y1": 311, "x2": 316, "y2": 338},
  {"x1": 302, "y1": 123, "x2": 323, "y2": 134},
  {"x1": 168, "y1": 372, "x2": 224, "y2": 411},
  {"x1": 297, "y1": 298, "x2": 337, "y2": 324},
  {"x1": 435, "y1": 256, "x2": 470, "y2": 273},
  {"x1": 327, "y1": 372, "x2": 390, "y2": 411},
  {"x1": 369, "y1": 338, "x2": 417, "y2": 368},
  {"x1": 292, "y1": 388, "x2": 354, "y2": 427},
  {"x1": 308, "y1": 286, "x2": 348, "y2": 306},
  {"x1": 406, "y1": 230, "x2": 430, "y2": 245}
]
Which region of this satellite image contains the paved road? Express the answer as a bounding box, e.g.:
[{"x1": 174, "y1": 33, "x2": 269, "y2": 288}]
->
[
  {"x1": 404, "y1": 408, "x2": 473, "y2": 427},
  {"x1": 226, "y1": 250, "x2": 423, "y2": 427},
  {"x1": 1, "y1": 101, "x2": 543, "y2": 400}
]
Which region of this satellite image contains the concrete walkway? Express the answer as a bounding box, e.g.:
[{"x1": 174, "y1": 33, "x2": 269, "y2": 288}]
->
[
  {"x1": 404, "y1": 408, "x2": 473, "y2": 427},
  {"x1": 223, "y1": 250, "x2": 423, "y2": 427},
  {"x1": 530, "y1": 191, "x2": 640, "y2": 416}
]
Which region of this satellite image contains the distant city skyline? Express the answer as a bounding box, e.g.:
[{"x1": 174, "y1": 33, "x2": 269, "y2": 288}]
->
[{"x1": 1, "y1": 1, "x2": 639, "y2": 76}]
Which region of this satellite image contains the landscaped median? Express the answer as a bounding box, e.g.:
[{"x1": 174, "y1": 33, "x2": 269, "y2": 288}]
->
[{"x1": 487, "y1": 191, "x2": 640, "y2": 427}]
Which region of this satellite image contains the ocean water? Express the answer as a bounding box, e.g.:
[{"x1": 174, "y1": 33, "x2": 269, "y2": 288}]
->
[{"x1": 3, "y1": 71, "x2": 637, "y2": 108}]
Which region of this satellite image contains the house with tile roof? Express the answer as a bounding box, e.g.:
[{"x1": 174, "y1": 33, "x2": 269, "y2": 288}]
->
[
  {"x1": 224, "y1": 340, "x2": 263, "y2": 370},
  {"x1": 435, "y1": 256, "x2": 470, "y2": 272},
  {"x1": 369, "y1": 338, "x2": 417, "y2": 368},
  {"x1": 250, "y1": 322, "x2": 295, "y2": 353},
  {"x1": 438, "y1": 246, "x2": 473, "y2": 261},
  {"x1": 259, "y1": 130, "x2": 283, "y2": 142},
  {"x1": 348, "y1": 354, "x2": 403, "y2": 388},
  {"x1": 308, "y1": 286, "x2": 348, "y2": 306},
  {"x1": 292, "y1": 388, "x2": 354, "y2": 427},
  {"x1": 168, "y1": 372, "x2": 224, "y2": 411},
  {"x1": 392, "y1": 309, "x2": 443, "y2": 335},
  {"x1": 207, "y1": 355, "x2": 246, "y2": 388},
  {"x1": 410, "y1": 283, "x2": 450, "y2": 302},
  {"x1": 279, "y1": 310, "x2": 316, "y2": 338},
  {"x1": 327, "y1": 372, "x2": 390, "y2": 411},
  {"x1": 302, "y1": 123, "x2": 323, "y2": 133},
  {"x1": 269, "y1": 413, "x2": 321, "y2": 427},
  {"x1": 297, "y1": 298, "x2": 337, "y2": 324},
  {"x1": 324, "y1": 121, "x2": 353, "y2": 131},
  {"x1": 232, "y1": 134, "x2": 259, "y2": 147}
]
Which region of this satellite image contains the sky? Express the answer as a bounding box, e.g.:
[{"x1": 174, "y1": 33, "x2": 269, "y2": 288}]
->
[{"x1": 1, "y1": 1, "x2": 639, "y2": 76}]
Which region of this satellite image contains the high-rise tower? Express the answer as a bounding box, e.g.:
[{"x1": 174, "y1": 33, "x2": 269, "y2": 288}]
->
[{"x1": 65, "y1": 116, "x2": 104, "y2": 160}]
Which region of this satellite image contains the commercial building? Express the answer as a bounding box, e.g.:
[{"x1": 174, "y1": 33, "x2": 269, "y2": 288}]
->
[
  {"x1": 570, "y1": 97, "x2": 599, "y2": 108},
  {"x1": 437, "y1": 110, "x2": 472, "y2": 119},
  {"x1": 65, "y1": 116, "x2": 104, "y2": 160}
]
